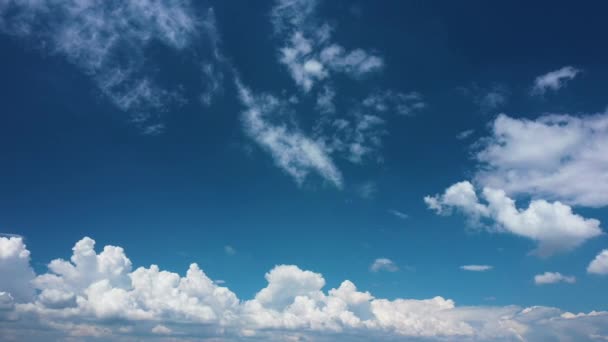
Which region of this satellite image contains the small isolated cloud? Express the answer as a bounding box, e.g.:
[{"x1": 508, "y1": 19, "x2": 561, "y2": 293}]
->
[
  {"x1": 460, "y1": 84, "x2": 508, "y2": 113},
  {"x1": 474, "y1": 112, "x2": 608, "y2": 207},
  {"x1": 362, "y1": 90, "x2": 426, "y2": 116},
  {"x1": 532, "y1": 66, "x2": 581, "y2": 95},
  {"x1": 151, "y1": 324, "x2": 172, "y2": 335},
  {"x1": 456, "y1": 129, "x2": 474, "y2": 140},
  {"x1": 425, "y1": 181, "x2": 602, "y2": 257},
  {"x1": 460, "y1": 265, "x2": 493, "y2": 272},
  {"x1": 355, "y1": 182, "x2": 377, "y2": 199},
  {"x1": 587, "y1": 250, "x2": 608, "y2": 275},
  {"x1": 388, "y1": 209, "x2": 409, "y2": 220},
  {"x1": 370, "y1": 258, "x2": 398, "y2": 272},
  {"x1": 224, "y1": 246, "x2": 236, "y2": 256},
  {"x1": 534, "y1": 272, "x2": 576, "y2": 285}
]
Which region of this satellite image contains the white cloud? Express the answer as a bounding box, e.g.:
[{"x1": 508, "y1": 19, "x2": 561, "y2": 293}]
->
[
  {"x1": 534, "y1": 272, "x2": 576, "y2": 285},
  {"x1": 0, "y1": 0, "x2": 223, "y2": 127},
  {"x1": 0, "y1": 236, "x2": 35, "y2": 302},
  {"x1": 460, "y1": 265, "x2": 493, "y2": 272},
  {"x1": 1, "y1": 236, "x2": 608, "y2": 340},
  {"x1": 587, "y1": 250, "x2": 608, "y2": 275},
  {"x1": 272, "y1": 0, "x2": 383, "y2": 92},
  {"x1": 362, "y1": 90, "x2": 426, "y2": 116},
  {"x1": 474, "y1": 113, "x2": 608, "y2": 207},
  {"x1": 479, "y1": 90, "x2": 508, "y2": 111},
  {"x1": 370, "y1": 258, "x2": 398, "y2": 273},
  {"x1": 425, "y1": 181, "x2": 603, "y2": 256},
  {"x1": 236, "y1": 81, "x2": 343, "y2": 187},
  {"x1": 388, "y1": 209, "x2": 409, "y2": 220},
  {"x1": 151, "y1": 324, "x2": 171, "y2": 335},
  {"x1": 532, "y1": 66, "x2": 581, "y2": 95},
  {"x1": 456, "y1": 129, "x2": 474, "y2": 140},
  {"x1": 224, "y1": 245, "x2": 237, "y2": 256}
]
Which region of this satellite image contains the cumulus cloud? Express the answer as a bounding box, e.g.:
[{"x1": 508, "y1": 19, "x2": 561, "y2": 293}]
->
[
  {"x1": 534, "y1": 272, "x2": 576, "y2": 285},
  {"x1": 0, "y1": 236, "x2": 35, "y2": 302},
  {"x1": 460, "y1": 265, "x2": 493, "y2": 272},
  {"x1": 0, "y1": 0, "x2": 223, "y2": 128},
  {"x1": 532, "y1": 66, "x2": 581, "y2": 95},
  {"x1": 474, "y1": 113, "x2": 608, "y2": 207},
  {"x1": 425, "y1": 181, "x2": 603, "y2": 256},
  {"x1": 272, "y1": 0, "x2": 383, "y2": 92},
  {"x1": 1, "y1": 236, "x2": 608, "y2": 340},
  {"x1": 370, "y1": 258, "x2": 398, "y2": 272},
  {"x1": 587, "y1": 250, "x2": 608, "y2": 275}
]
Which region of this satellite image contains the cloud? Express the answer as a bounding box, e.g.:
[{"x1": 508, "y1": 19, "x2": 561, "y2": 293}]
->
[
  {"x1": 1, "y1": 236, "x2": 608, "y2": 340},
  {"x1": 460, "y1": 265, "x2": 493, "y2": 272},
  {"x1": 224, "y1": 245, "x2": 237, "y2": 256},
  {"x1": 0, "y1": 0, "x2": 223, "y2": 128},
  {"x1": 534, "y1": 272, "x2": 576, "y2": 285},
  {"x1": 532, "y1": 66, "x2": 581, "y2": 95},
  {"x1": 388, "y1": 209, "x2": 409, "y2": 220},
  {"x1": 0, "y1": 236, "x2": 35, "y2": 302},
  {"x1": 456, "y1": 129, "x2": 475, "y2": 140},
  {"x1": 425, "y1": 181, "x2": 603, "y2": 256},
  {"x1": 151, "y1": 324, "x2": 172, "y2": 335},
  {"x1": 236, "y1": 81, "x2": 343, "y2": 187},
  {"x1": 370, "y1": 258, "x2": 398, "y2": 272},
  {"x1": 362, "y1": 90, "x2": 426, "y2": 116},
  {"x1": 355, "y1": 181, "x2": 377, "y2": 199},
  {"x1": 587, "y1": 250, "x2": 608, "y2": 275},
  {"x1": 271, "y1": 0, "x2": 383, "y2": 92},
  {"x1": 474, "y1": 113, "x2": 608, "y2": 207}
]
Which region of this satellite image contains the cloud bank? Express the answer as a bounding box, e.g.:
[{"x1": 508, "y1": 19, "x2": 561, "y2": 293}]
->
[{"x1": 1, "y1": 236, "x2": 607, "y2": 341}]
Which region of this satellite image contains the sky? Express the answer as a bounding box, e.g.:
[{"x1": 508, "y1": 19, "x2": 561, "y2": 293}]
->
[{"x1": 1, "y1": 0, "x2": 608, "y2": 341}]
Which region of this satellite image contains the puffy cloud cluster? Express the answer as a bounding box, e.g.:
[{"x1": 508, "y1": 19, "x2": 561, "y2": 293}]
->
[
  {"x1": 0, "y1": 236, "x2": 35, "y2": 302},
  {"x1": 532, "y1": 66, "x2": 581, "y2": 95},
  {"x1": 587, "y1": 250, "x2": 608, "y2": 275},
  {"x1": 272, "y1": 0, "x2": 383, "y2": 92},
  {"x1": 475, "y1": 113, "x2": 608, "y2": 207},
  {"x1": 2, "y1": 235, "x2": 607, "y2": 341},
  {"x1": 0, "y1": 0, "x2": 223, "y2": 128},
  {"x1": 534, "y1": 272, "x2": 576, "y2": 285},
  {"x1": 425, "y1": 181, "x2": 603, "y2": 256}
]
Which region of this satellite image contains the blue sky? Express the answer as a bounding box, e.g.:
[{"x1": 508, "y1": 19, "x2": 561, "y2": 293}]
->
[{"x1": 1, "y1": 0, "x2": 608, "y2": 341}]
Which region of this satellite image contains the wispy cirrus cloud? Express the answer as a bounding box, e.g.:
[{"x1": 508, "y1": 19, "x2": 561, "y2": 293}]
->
[
  {"x1": 532, "y1": 66, "x2": 581, "y2": 95},
  {"x1": 272, "y1": 0, "x2": 383, "y2": 92},
  {"x1": 236, "y1": 80, "x2": 343, "y2": 187},
  {"x1": 0, "y1": 0, "x2": 224, "y2": 130},
  {"x1": 460, "y1": 265, "x2": 493, "y2": 272}
]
